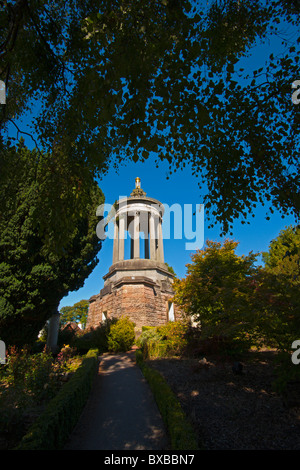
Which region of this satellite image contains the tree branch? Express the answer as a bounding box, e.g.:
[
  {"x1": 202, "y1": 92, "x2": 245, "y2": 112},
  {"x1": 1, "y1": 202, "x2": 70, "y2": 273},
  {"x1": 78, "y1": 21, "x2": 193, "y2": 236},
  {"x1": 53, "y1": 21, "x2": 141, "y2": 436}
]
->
[
  {"x1": 6, "y1": 118, "x2": 42, "y2": 153},
  {"x1": 0, "y1": 0, "x2": 28, "y2": 58}
]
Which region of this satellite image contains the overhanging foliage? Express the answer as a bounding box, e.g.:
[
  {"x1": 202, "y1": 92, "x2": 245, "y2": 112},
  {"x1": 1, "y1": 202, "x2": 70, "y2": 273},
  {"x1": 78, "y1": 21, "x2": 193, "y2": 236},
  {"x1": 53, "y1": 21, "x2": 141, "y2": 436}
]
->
[{"x1": 1, "y1": 0, "x2": 299, "y2": 233}]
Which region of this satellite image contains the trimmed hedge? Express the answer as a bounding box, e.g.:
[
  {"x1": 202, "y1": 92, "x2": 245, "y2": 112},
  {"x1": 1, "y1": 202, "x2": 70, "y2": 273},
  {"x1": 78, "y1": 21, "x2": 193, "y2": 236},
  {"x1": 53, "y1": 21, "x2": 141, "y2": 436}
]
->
[
  {"x1": 15, "y1": 348, "x2": 99, "y2": 450},
  {"x1": 135, "y1": 349, "x2": 201, "y2": 450}
]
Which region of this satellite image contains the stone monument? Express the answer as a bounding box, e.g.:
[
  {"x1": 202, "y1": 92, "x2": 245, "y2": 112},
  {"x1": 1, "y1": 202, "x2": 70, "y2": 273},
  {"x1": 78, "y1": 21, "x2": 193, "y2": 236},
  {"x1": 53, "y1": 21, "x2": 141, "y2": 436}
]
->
[{"x1": 86, "y1": 178, "x2": 182, "y2": 331}]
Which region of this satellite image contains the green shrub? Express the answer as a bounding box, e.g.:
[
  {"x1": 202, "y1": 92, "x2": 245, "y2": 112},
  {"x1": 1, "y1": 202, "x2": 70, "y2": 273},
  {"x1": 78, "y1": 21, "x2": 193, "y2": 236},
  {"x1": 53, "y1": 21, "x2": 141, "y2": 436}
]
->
[
  {"x1": 137, "y1": 326, "x2": 161, "y2": 354},
  {"x1": 4, "y1": 346, "x2": 56, "y2": 400},
  {"x1": 72, "y1": 318, "x2": 118, "y2": 353},
  {"x1": 107, "y1": 316, "x2": 136, "y2": 352},
  {"x1": 138, "y1": 321, "x2": 189, "y2": 358},
  {"x1": 156, "y1": 321, "x2": 188, "y2": 354},
  {"x1": 141, "y1": 325, "x2": 155, "y2": 332},
  {"x1": 135, "y1": 349, "x2": 200, "y2": 450}
]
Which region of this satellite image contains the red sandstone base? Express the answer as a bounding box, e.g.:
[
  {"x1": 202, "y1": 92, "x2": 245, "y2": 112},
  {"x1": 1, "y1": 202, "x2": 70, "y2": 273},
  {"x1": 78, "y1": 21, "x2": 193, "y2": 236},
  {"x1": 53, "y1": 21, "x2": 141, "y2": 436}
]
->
[{"x1": 86, "y1": 279, "x2": 182, "y2": 331}]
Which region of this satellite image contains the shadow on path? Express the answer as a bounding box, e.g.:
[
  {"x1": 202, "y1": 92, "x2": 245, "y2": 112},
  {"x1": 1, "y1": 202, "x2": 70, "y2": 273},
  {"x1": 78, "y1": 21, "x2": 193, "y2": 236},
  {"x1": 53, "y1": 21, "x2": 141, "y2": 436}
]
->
[{"x1": 64, "y1": 350, "x2": 169, "y2": 450}]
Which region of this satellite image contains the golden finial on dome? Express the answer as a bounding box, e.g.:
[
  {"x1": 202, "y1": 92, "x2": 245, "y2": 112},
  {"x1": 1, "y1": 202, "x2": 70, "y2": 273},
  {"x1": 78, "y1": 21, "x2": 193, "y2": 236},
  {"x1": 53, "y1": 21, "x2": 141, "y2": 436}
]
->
[{"x1": 131, "y1": 177, "x2": 146, "y2": 197}]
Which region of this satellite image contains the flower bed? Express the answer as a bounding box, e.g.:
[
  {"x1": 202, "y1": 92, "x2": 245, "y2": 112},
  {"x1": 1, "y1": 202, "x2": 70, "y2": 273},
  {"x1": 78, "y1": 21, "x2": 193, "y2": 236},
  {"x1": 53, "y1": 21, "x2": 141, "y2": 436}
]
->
[
  {"x1": 0, "y1": 346, "x2": 97, "y2": 449},
  {"x1": 15, "y1": 348, "x2": 99, "y2": 450}
]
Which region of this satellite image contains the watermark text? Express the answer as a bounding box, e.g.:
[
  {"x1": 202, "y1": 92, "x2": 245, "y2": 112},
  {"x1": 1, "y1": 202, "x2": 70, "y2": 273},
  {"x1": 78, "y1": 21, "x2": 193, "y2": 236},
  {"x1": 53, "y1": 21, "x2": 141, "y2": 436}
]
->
[
  {"x1": 0, "y1": 340, "x2": 6, "y2": 364},
  {"x1": 0, "y1": 80, "x2": 6, "y2": 105},
  {"x1": 292, "y1": 80, "x2": 300, "y2": 105},
  {"x1": 96, "y1": 198, "x2": 204, "y2": 251}
]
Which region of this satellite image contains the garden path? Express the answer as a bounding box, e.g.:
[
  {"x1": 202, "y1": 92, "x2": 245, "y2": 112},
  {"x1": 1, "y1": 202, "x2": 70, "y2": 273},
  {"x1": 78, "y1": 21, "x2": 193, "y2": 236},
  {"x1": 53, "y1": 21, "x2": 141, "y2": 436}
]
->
[{"x1": 64, "y1": 348, "x2": 168, "y2": 450}]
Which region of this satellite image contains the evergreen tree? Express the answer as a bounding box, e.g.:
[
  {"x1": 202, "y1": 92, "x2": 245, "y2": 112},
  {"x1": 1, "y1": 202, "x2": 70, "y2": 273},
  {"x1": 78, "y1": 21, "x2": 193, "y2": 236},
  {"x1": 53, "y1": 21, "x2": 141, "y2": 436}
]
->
[{"x1": 0, "y1": 142, "x2": 104, "y2": 346}]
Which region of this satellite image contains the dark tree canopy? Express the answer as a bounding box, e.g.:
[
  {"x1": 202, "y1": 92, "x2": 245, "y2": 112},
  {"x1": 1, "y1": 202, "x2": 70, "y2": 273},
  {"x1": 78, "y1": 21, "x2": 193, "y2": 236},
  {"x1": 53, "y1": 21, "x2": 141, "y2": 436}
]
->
[{"x1": 1, "y1": 0, "x2": 299, "y2": 233}]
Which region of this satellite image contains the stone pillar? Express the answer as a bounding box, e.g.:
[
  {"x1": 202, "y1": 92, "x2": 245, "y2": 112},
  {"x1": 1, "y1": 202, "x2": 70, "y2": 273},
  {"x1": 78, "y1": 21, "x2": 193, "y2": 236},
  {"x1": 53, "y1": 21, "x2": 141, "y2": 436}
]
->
[
  {"x1": 47, "y1": 311, "x2": 60, "y2": 353},
  {"x1": 157, "y1": 218, "x2": 164, "y2": 263},
  {"x1": 119, "y1": 215, "x2": 125, "y2": 261},
  {"x1": 133, "y1": 212, "x2": 140, "y2": 259},
  {"x1": 149, "y1": 212, "x2": 156, "y2": 260},
  {"x1": 130, "y1": 236, "x2": 134, "y2": 259},
  {"x1": 112, "y1": 219, "x2": 119, "y2": 264}
]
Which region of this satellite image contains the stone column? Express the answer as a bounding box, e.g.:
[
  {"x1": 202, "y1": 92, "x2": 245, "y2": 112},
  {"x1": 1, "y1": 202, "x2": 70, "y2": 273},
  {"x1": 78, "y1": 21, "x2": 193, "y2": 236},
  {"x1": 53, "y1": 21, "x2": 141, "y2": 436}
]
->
[
  {"x1": 128, "y1": 215, "x2": 134, "y2": 259},
  {"x1": 157, "y1": 218, "x2": 164, "y2": 262},
  {"x1": 133, "y1": 212, "x2": 140, "y2": 259},
  {"x1": 144, "y1": 232, "x2": 149, "y2": 259},
  {"x1": 130, "y1": 236, "x2": 134, "y2": 259},
  {"x1": 47, "y1": 311, "x2": 60, "y2": 353},
  {"x1": 149, "y1": 212, "x2": 156, "y2": 260},
  {"x1": 139, "y1": 211, "x2": 149, "y2": 259},
  {"x1": 112, "y1": 219, "x2": 119, "y2": 264},
  {"x1": 119, "y1": 214, "x2": 125, "y2": 261}
]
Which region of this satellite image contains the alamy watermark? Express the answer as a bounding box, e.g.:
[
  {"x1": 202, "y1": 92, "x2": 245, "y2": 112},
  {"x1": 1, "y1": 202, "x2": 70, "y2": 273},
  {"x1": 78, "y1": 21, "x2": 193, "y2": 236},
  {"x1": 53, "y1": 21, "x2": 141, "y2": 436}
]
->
[
  {"x1": 0, "y1": 80, "x2": 6, "y2": 105},
  {"x1": 1, "y1": 78, "x2": 299, "y2": 107},
  {"x1": 291, "y1": 340, "x2": 300, "y2": 365},
  {"x1": 0, "y1": 340, "x2": 6, "y2": 364},
  {"x1": 96, "y1": 198, "x2": 205, "y2": 251}
]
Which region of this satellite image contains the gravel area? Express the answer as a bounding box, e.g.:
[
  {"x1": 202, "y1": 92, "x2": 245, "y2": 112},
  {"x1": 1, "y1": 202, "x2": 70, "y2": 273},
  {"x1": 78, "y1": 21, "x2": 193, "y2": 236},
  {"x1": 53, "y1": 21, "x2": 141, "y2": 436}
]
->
[{"x1": 148, "y1": 351, "x2": 300, "y2": 450}]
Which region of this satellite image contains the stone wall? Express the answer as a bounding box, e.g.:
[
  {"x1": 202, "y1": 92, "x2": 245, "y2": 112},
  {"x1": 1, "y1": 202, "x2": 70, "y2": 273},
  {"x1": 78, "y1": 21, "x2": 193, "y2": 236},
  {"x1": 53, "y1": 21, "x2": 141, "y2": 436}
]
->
[{"x1": 86, "y1": 280, "x2": 183, "y2": 331}]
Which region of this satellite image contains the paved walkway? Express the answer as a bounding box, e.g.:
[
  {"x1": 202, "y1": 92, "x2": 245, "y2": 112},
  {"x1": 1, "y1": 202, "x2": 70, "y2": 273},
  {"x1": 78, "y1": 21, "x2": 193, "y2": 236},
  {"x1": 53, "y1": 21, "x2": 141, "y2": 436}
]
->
[{"x1": 64, "y1": 350, "x2": 169, "y2": 450}]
